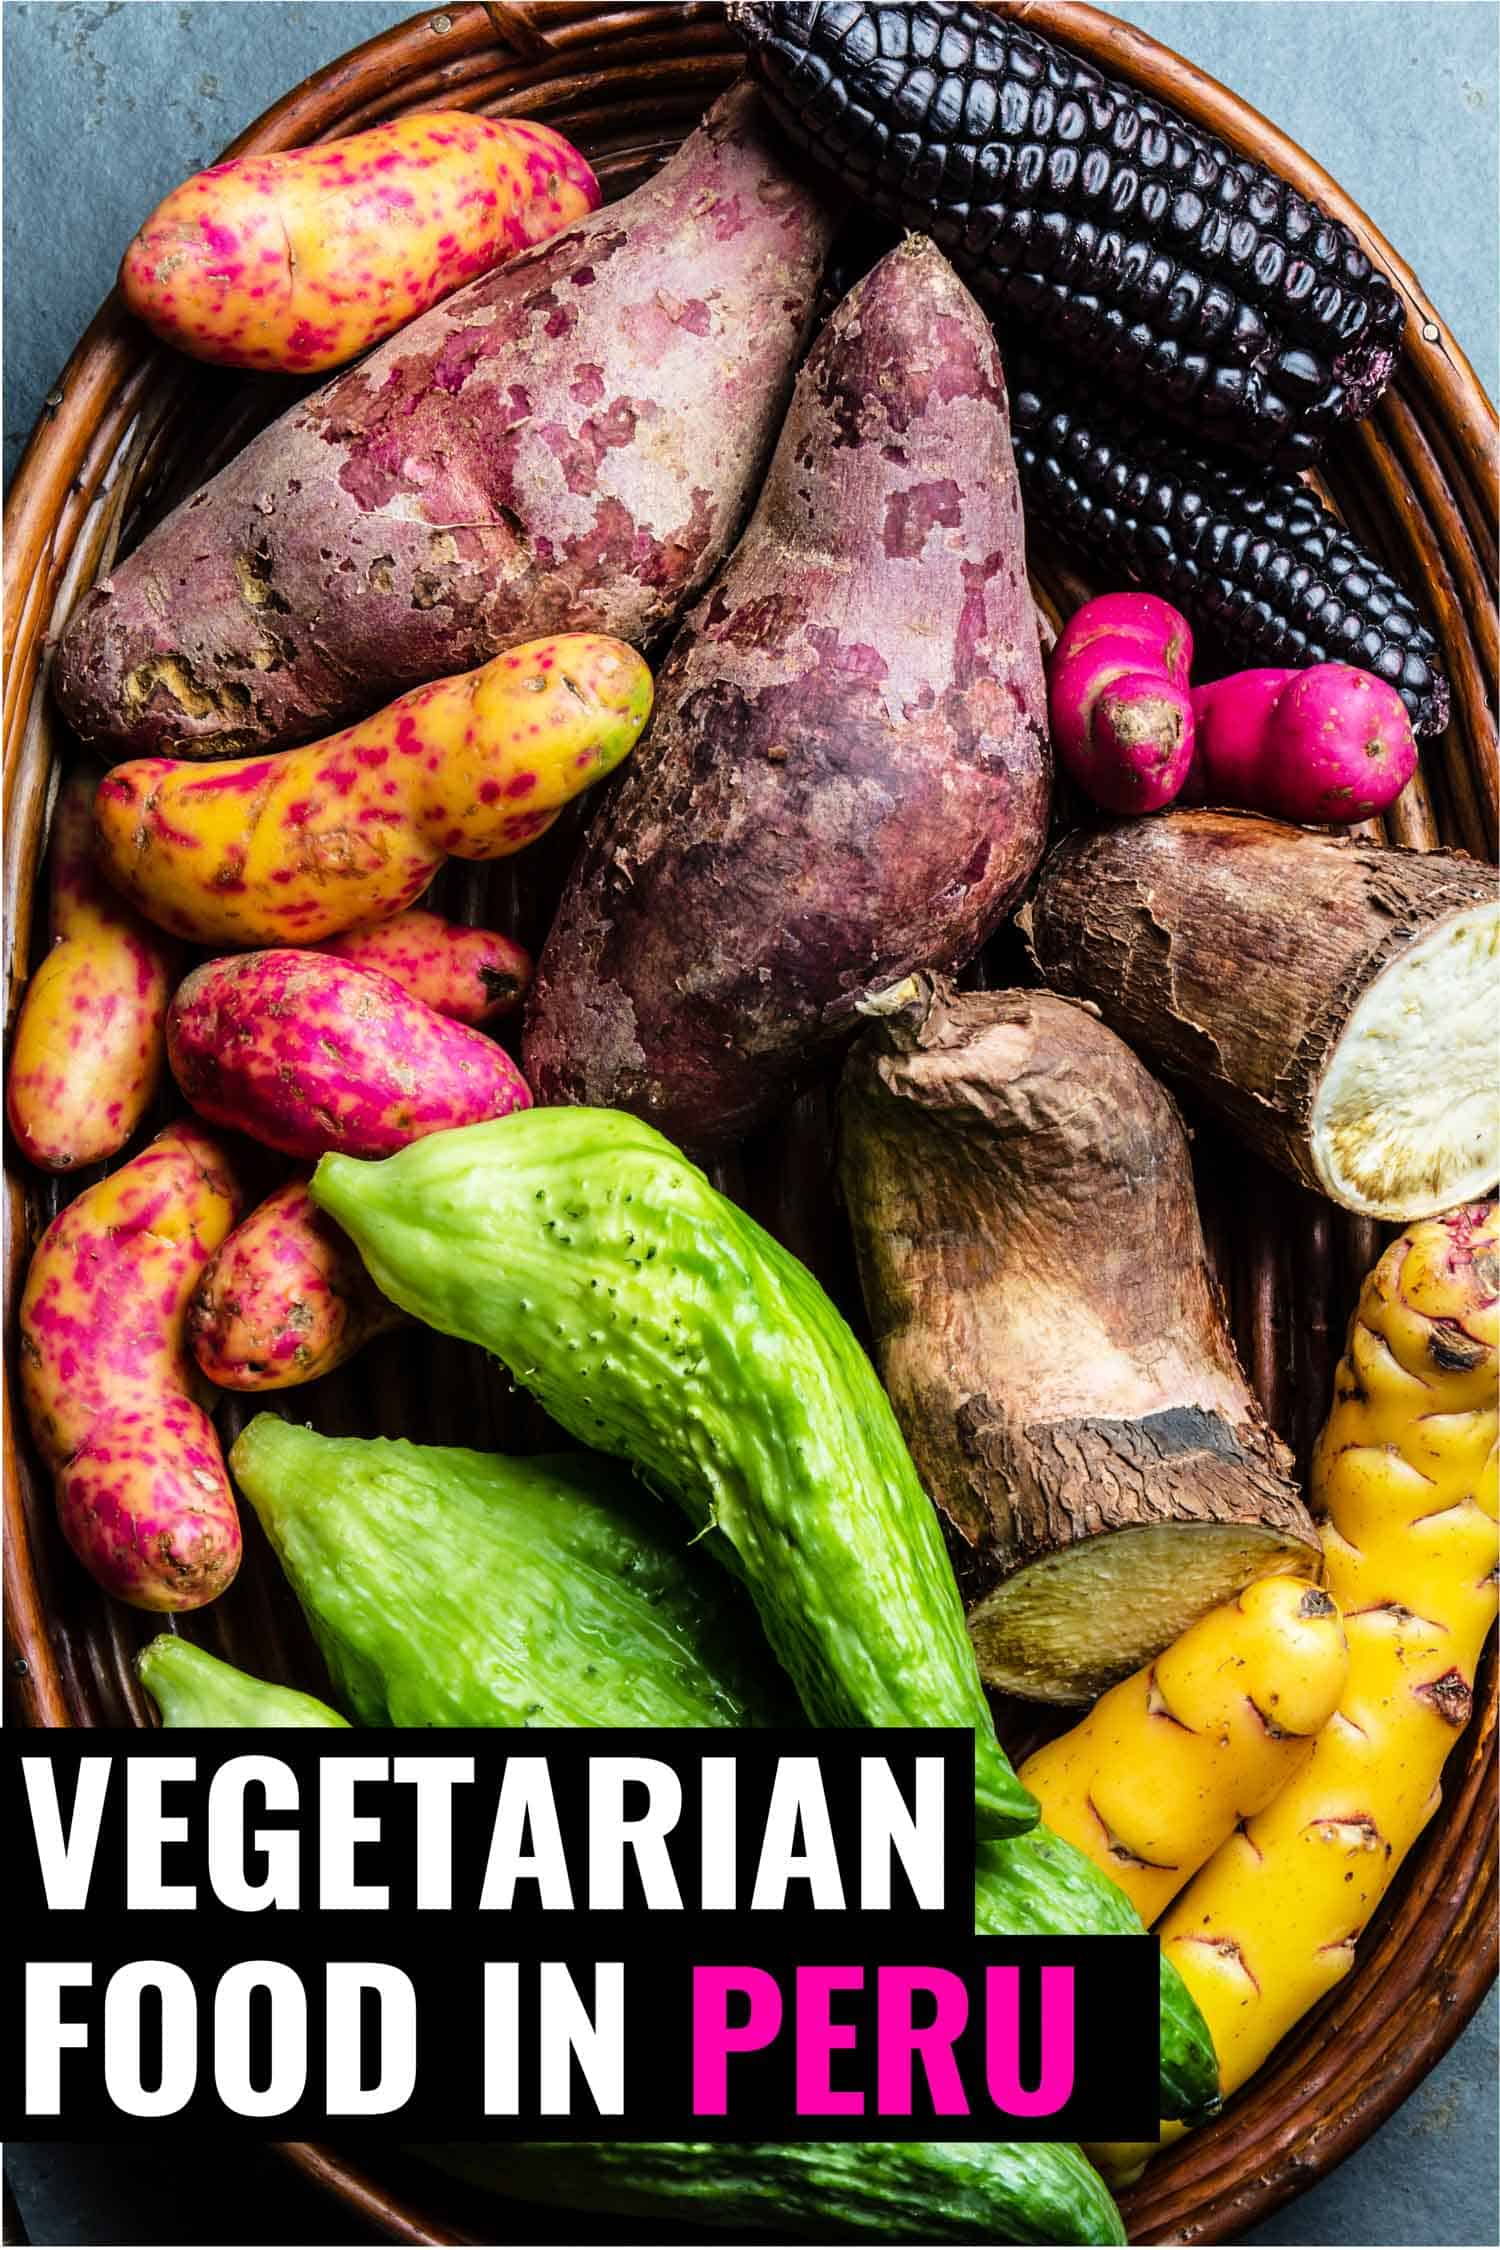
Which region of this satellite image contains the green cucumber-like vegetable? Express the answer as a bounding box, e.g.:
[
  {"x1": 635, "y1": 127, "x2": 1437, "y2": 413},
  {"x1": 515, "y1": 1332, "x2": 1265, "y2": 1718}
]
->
[
  {"x1": 220, "y1": 1421, "x2": 1217, "y2": 2122},
  {"x1": 228, "y1": 1419, "x2": 781, "y2": 1729},
  {"x1": 137, "y1": 1635, "x2": 348, "y2": 1727},
  {"x1": 311, "y1": 1108, "x2": 1034, "y2": 1838},
  {"x1": 416, "y1": 2135, "x2": 1126, "y2": 2245}
]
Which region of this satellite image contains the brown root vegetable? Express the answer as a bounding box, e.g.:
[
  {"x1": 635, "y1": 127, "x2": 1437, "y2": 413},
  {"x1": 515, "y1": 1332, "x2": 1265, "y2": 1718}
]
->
[
  {"x1": 524, "y1": 236, "x2": 1050, "y2": 1147},
  {"x1": 1024, "y1": 810, "x2": 1499, "y2": 1222},
  {"x1": 839, "y1": 975, "x2": 1320, "y2": 1705},
  {"x1": 54, "y1": 83, "x2": 836, "y2": 760}
]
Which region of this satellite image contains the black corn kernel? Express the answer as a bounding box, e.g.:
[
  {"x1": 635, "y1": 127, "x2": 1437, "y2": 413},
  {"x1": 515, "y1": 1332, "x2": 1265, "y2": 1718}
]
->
[
  {"x1": 1003, "y1": 346, "x2": 1449, "y2": 734},
  {"x1": 732, "y1": 0, "x2": 1405, "y2": 466}
]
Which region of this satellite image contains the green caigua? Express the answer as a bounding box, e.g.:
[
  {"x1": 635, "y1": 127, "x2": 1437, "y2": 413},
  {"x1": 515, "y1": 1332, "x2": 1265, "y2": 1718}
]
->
[{"x1": 309, "y1": 1106, "x2": 1036, "y2": 1839}]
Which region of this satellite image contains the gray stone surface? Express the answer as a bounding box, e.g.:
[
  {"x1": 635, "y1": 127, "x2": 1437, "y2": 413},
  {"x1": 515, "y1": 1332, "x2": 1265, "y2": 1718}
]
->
[{"x1": 2, "y1": 4, "x2": 1496, "y2": 2247}]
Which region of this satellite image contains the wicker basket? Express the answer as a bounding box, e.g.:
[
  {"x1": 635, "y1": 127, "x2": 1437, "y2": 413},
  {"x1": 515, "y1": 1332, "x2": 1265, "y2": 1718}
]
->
[{"x1": 3, "y1": 4, "x2": 1495, "y2": 2242}]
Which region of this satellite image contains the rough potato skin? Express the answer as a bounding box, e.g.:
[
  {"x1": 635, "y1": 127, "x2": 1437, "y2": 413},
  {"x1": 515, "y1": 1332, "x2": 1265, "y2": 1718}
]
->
[
  {"x1": 6, "y1": 771, "x2": 181, "y2": 1170},
  {"x1": 524, "y1": 237, "x2": 1050, "y2": 1147},
  {"x1": 120, "y1": 113, "x2": 599, "y2": 373},
  {"x1": 167, "y1": 949, "x2": 531, "y2": 1159},
  {"x1": 18, "y1": 1121, "x2": 245, "y2": 1610},
  {"x1": 317, "y1": 909, "x2": 530, "y2": 1024},
  {"x1": 190, "y1": 1177, "x2": 403, "y2": 1389},
  {"x1": 55, "y1": 83, "x2": 835, "y2": 758},
  {"x1": 93, "y1": 634, "x2": 652, "y2": 946}
]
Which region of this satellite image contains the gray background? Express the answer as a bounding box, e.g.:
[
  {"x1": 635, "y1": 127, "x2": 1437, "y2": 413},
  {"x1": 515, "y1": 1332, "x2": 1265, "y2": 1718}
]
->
[{"x1": 2, "y1": 3, "x2": 1497, "y2": 2246}]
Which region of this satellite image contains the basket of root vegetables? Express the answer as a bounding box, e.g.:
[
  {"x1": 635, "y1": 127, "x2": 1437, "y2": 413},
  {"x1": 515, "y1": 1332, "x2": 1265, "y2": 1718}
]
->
[{"x1": 4, "y1": 2, "x2": 1496, "y2": 2243}]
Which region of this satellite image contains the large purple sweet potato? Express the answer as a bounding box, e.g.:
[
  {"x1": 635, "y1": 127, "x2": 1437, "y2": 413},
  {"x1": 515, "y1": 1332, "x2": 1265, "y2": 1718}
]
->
[
  {"x1": 523, "y1": 237, "x2": 1051, "y2": 1148},
  {"x1": 54, "y1": 84, "x2": 834, "y2": 759}
]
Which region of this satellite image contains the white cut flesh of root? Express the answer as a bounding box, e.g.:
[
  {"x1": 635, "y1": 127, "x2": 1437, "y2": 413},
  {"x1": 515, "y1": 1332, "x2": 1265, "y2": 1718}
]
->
[{"x1": 1310, "y1": 900, "x2": 1500, "y2": 1220}]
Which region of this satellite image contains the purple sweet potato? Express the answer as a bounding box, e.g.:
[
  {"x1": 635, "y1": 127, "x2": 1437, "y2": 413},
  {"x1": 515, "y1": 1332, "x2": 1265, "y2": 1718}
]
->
[
  {"x1": 54, "y1": 84, "x2": 836, "y2": 759},
  {"x1": 167, "y1": 949, "x2": 530, "y2": 1159},
  {"x1": 523, "y1": 237, "x2": 1051, "y2": 1147}
]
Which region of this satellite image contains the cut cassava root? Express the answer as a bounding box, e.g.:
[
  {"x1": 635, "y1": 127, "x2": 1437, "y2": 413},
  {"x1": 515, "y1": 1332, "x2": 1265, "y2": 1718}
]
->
[
  {"x1": 839, "y1": 977, "x2": 1320, "y2": 1704},
  {"x1": 1024, "y1": 810, "x2": 1499, "y2": 1221}
]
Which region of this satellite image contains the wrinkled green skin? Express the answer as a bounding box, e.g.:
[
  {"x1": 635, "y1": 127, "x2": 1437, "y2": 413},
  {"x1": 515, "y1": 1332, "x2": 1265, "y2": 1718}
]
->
[
  {"x1": 169, "y1": 1417, "x2": 1215, "y2": 2119},
  {"x1": 138, "y1": 1635, "x2": 347, "y2": 1727},
  {"x1": 417, "y1": 2137, "x2": 1124, "y2": 2246},
  {"x1": 191, "y1": 1418, "x2": 1214, "y2": 2123},
  {"x1": 229, "y1": 1419, "x2": 785, "y2": 1728},
  {"x1": 311, "y1": 1108, "x2": 1034, "y2": 1837}
]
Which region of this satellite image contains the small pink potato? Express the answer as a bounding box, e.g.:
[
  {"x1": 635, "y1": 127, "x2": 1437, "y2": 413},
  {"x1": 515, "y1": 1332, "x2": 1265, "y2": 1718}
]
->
[
  {"x1": 1053, "y1": 592, "x2": 1194, "y2": 686},
  {"x1": 1189, "y1": 662, "x2": 1419, "y2": 825},
  {"x1": 191, "y1": 1177, "x2": 404, "y2": 1390},
  {"x1": 120, "y1": 112, "x2": 599, "y2": 374},
  {"x1": 315, "y1": 909, "x2": 531, "y2": 1026},
  {"x1": 1178, "y1": 670, "x2": 1296, "y2": 806},
  {"x1": 1048, "y1": 593, "x2": 1197, "y2": 815},
  {"x1": 167, "y1": 948, "x2": 530, "y2": 1160},
  {"x1": 6, "y1": 771, "x2": 181, "y2": 1171},
  {"x1": 17, "y1": 1120, "x2": 246, "y2": 1610}
]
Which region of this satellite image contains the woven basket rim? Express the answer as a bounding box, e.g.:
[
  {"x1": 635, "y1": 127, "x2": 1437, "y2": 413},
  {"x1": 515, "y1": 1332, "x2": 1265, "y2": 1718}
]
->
[{"x1": 3, "y1": 7, "x2": 1495, "y2": 2247}]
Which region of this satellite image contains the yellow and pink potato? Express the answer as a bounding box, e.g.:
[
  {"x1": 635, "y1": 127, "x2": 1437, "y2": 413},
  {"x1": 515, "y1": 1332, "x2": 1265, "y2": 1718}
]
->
[
  {"x1": 6, "y1": 772, "x2": 181, "y2": 1171},
  {"x1": 187, "y1": 914, "x2": 532, "y2": 1391},
  {"x1": 120, "y1": 112, "x2": 599, "y2": 374},
  {"x1": 315, "y1": 907, "x2": 530, "y2": 1024},
  {"x1": 18, "y1": 1121, "x2": 246, "y2": 1610},
  {"x1": 190, "y1": 1176, "x2": 403, "y2": 1390},
  {"x1": 93, "y1": 633, "x2": 651, "y2": 947}
]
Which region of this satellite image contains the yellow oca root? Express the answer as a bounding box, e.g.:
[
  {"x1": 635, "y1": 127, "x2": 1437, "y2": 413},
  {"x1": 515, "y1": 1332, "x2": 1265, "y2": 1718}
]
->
[
  {"x1": 1020, "y1": 1574, "x2": 1349, "y2": 1925},
  {"x1": 1097, "y1": 1202, "x2": 1497, "y2": 2184}
]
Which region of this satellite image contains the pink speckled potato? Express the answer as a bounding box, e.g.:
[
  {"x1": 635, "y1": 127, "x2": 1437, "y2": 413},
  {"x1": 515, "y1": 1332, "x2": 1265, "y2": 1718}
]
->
[
  {"x1": 17, "y1": 1121, "x2": 246, "y2": 1610},
  {"x1": 167, "y1": 949, "x2": 530, "y2": 1159},
  {"x1": 92, "y1": 633, "x2": 652, "y2": 947},
  {"x1": 316, "y1": 907, "x2": 531, "y2": 1024},
  {"x1": 5, "y1": 771, "x2": 181, "y2": 1171},
  {"x1": 120, "y1": 112, "x2": 599, "y2": 374},
  {"x1": 54, "y1": 84, "x2": 835, "y2": 760},
  {"x1": 190, "y1": 1176, "x2": 404, "y2": 1390}
]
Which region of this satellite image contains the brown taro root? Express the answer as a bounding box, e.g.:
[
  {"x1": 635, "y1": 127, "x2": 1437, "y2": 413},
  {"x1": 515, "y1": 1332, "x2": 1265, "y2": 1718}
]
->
[
  {"x1": 839, "y1": 975, "x2": 1320, "y2": 1705},
  {"x1": 524, "y1": 237, "x2": 1050, "y2": 1147},
  {"x1": 1024, "y1": 811, "x2": 1499, "y2": 1222},
  {"x1": 54, "y1": 83, "x2": 835, "y2": 760}
]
